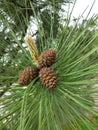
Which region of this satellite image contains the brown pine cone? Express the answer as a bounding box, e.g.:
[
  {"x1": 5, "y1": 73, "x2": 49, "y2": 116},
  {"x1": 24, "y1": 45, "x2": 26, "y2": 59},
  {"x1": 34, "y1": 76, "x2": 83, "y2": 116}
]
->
[
  {"x1": 38, "y1": 49, "x2": 56, "y2": 69},
  {"x1": 18, "y1": 66, "x2": 39, "y2": 85},
  {"x1": 39, "y1": 67, "x2": 57, "y2": 88}
]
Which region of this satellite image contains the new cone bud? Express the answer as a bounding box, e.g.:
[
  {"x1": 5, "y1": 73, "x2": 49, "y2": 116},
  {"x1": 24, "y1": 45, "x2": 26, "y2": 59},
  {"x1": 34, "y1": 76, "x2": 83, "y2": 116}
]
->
[
  {"x1": 18, "y1": 66, "x2": 39, "y2": 85},
  {"x1": 25, "y1": 35, "x2": 38, "y2": 65},
  {"x1": 39, "y1": 67, "x2": 57, "y2": 88},
  {"x1": 38, "y1": 49, "x2": 56, "y2": 69}
]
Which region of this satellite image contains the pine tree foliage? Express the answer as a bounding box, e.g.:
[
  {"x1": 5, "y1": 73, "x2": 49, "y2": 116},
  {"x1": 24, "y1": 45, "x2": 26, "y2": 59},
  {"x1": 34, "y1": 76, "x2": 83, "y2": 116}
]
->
[
  {"x1": 0, "y1": 0, "x2": 72, "y2": 88},
  {"x1": 0, "y1": 0, "x2": 98, "y2": 130}
]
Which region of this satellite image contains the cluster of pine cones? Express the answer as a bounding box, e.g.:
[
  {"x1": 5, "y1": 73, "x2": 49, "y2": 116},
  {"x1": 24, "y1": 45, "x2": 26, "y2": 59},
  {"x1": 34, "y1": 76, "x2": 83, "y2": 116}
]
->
[{"x1": 18, "y1": 49, "x2": 57, "y2": 88}]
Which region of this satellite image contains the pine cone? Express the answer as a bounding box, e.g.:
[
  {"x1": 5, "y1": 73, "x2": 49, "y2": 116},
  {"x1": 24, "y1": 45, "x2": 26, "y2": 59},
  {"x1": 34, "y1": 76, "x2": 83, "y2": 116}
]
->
[
  {"x1": 18, "y1": 66, "x2": 39, "y2": 85},
  {"x1": 38, "y1": 49, "x2": 56, "y2": 69},
  {"x1": 39, "y1": 67, "x2": 57, "y2": 88}
]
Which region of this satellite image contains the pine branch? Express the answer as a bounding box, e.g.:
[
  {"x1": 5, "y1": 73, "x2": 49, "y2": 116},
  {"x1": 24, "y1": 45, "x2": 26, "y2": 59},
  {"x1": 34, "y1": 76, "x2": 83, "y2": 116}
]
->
[{"x1": 0, "y1": 1, "x2": 98, "y2": 130}]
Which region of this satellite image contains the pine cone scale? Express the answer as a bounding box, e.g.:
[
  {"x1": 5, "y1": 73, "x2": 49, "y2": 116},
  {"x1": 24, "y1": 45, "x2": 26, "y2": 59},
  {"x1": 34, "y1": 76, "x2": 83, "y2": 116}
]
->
[
  {"x1": 18, "y1": 66, "x2": 39, "y2": 85},
  {"x1": 38, "y1": 49, "x2": 56, "y2": 69},
  {"x1": 39, "y1": 67, "x2": 57, "y2": 88}
]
